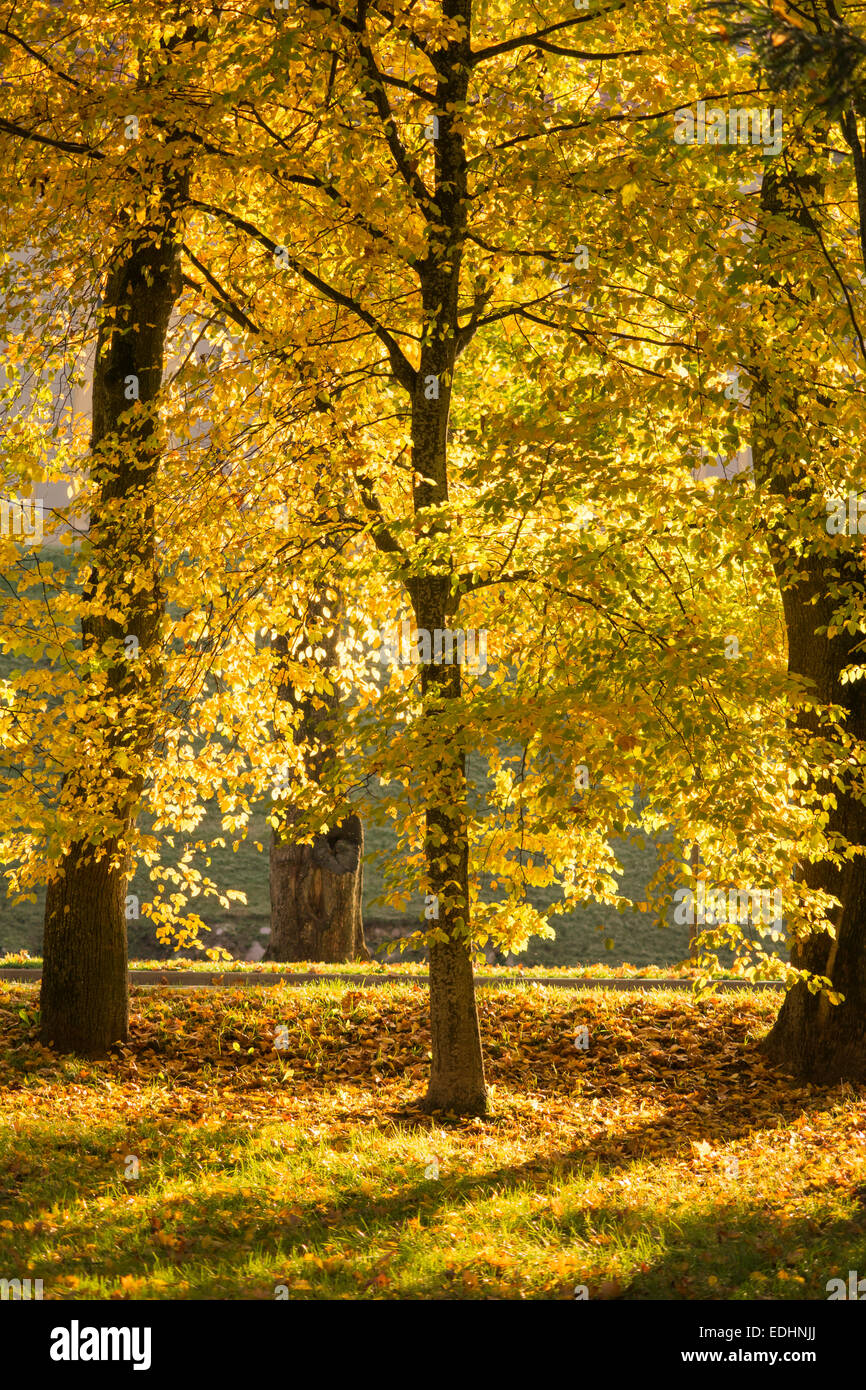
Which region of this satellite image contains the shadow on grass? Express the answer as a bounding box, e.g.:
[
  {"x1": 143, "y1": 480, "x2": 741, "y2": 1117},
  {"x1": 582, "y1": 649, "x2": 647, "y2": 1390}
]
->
[
  {"x1": 2, "y1": 989, "x2": 865, "y2": 1298},
  {"x1": 3, "y1": 1067, "x2": 865, "y2": 1299}
]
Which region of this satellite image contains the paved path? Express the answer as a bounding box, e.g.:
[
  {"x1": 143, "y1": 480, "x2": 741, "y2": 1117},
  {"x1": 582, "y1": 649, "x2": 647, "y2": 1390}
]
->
[{"x1": 0, "y1": 969, "x2": 785, "y2": 991}]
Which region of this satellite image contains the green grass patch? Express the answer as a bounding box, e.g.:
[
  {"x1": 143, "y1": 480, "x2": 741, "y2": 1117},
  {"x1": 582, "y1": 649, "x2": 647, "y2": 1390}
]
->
[{"x1": 0, "y1": 951, "x2": 770, "y2": 980}]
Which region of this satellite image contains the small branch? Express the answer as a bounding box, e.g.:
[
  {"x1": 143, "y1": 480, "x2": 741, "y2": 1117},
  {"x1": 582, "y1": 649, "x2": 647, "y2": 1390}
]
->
[
  {"x1": 354, "y1": 465, "x2": 410, "y2": 568},
  {"x1": 1, "y1": 25, "x2": 85, "y2": 88},
  {"x1": 188, "y1": 198, "x2": 417, "y2": 393},
  {"x1": 0, "y1": 115, "x2": 102, "y2": 156},
  {"x1": 787, "y1": 156, "x2": 866, "y2": 365},
  {"x1": 181, "y1": 249, "x2": 262, "y2": 337},
  {"x1": 353, "y1": 27, "x2": 435, "y2": 216}
]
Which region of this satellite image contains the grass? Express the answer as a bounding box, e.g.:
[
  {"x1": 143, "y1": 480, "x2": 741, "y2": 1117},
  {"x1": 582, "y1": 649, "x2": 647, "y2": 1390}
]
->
[
  {"x1": 0, "y1": 812, "x2": 686, "y2": 968},
  {"x1": 1, "y1": 980, "x2": 864, "y2": 1299},
  {"x1": 0, "y1": 951, "x2": 760, "y2": 978}
]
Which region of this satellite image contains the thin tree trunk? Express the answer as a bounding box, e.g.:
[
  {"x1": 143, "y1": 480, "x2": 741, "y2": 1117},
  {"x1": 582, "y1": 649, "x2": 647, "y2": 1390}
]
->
[
  {"x1": 689, "y1": 840, "x2": 700, "y2": 960},
  {"x1": 415, "y1": 599, "x2": 486, "y2": 1113},
  {"x1": 409, "y1": 552, "x2": 486, "y2": 1114},
  {"x1": 41, "y1": 151, "x2": 188, "y2": 1055},
  {"x1": 407, "y1": 0, "x2": 486, "y2": 1115}
]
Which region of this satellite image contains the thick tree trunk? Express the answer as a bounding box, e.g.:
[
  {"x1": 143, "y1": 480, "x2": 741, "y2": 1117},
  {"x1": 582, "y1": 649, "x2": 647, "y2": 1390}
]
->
[
  {"x1": 268, "y1": 812, "x2": 367, "y2": 961},
  {"x1": 266, "y1": 585, "x2": 368, "y2": 962},
  {"x1": 40, "y1": 152, "x2": 188, "y2": 1055},
  {"x1": 41, "y1": 839, "x2": 129, "y2": 1056},
  {"x1": 758, "y1": 548, "x2": 866, "y2": 1080},
  {"x1": 753, "y1": 159, "x2": 866, "y2": 1081},
  {"x1": 758, "y1": 576, "x2": 866, "y2": 1081}
]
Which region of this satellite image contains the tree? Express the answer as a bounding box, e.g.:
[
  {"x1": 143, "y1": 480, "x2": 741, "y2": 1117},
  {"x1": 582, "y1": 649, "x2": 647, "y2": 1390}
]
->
[
  {"x1": 710, "y1": 0, "x2": 866, "y2": 1080},
  {"x1": 185, "y1": 0, "x2": 702, "y2": 1113},
  {"x1": 0, "y1": 1, "x2": 366, "y2": 1040},
  {"x1": 0, "y1": 16, "x2": 205, "y2": 1051},
  {"x1": 3, "y1": 0, "x2": 832, "y2": 1098},
  {"x1": 0, "y1": 9, "x2": 231, "y2": 1051},
  {"x1": 40, "y1": 167, "x2": 190, "y2": 1053}
]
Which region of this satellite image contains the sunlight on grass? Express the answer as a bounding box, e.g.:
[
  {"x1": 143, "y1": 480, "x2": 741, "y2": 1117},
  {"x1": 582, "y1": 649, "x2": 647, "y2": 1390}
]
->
[{"x1": 1, "y1": 982, "x2": 864, "y2": 1299}]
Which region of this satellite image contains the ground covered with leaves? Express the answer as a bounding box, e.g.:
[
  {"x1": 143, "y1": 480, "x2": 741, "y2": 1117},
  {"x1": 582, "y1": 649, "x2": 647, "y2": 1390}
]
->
[{"x1": 1, "y1": 982, "x2": 864, "y2": 1299}]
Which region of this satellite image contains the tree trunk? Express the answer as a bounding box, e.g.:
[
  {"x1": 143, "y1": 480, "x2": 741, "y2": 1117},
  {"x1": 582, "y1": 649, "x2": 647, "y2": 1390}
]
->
[
  {"x1": 752, "y1": 158, "x2": 866, "y2": 1081},
  {"x1": 41, "y1": 148, "x2": 188, "y2": 1055},
  {"x1": 410, "y1": 336, "x2": 486, "y2": 1114},
  {"x1": 266, "y1": 584, "x2": 368, "y2": 962},
  {"x1": 758, "y1": 561, "x2": 866, "y2": 1081},
  {"x1": 757, "y1": 539, "x2": 866, "y2": 1079},
  {"x1": 426, "y1": 936, "x2": 487, "y2": 1111},
  {"x1": 268, "y1": 812, "x2": 367, "y2": 962},
  {"x1": 689, "y1": 840, "x2": 700, "y2": 960},
  {"x1": 40, "y1": 839, "x2": 130, "y2": 1057},
  {"x1": 412, "y1": 635, "x2": 487, "y2": 1114},
  {"x1": 414, "y1": 582, "x2": 487, "y2": 1115},
  {"x1": 407, "y1": 0, "x2": 486, "y2": 1115}
]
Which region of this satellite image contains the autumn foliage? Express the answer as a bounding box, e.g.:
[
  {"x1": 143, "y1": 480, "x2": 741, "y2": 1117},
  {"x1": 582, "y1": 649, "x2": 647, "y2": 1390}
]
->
[{"x1": 1, "y1": 0, "x2": 866, "y2": 1108}]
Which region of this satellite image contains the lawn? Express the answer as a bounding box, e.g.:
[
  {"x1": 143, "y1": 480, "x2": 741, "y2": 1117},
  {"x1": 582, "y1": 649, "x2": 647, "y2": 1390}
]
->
[
  {"x1": 1, "y1": 980, "x2": 864, "y2": 1300},
  {"x1": 0, "y1": 953, "x2": 773, "y2": 979},
  {"x1": 0, "y1": 803, "x2": 690, "y2": 968}
]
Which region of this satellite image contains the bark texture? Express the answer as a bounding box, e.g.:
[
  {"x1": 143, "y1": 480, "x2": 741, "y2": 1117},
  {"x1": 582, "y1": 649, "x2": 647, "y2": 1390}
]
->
[
  {"x1": 268, "y1": 813, "x2": 366, "y2": 962},
  {"x1": 266, "y1": 590, "x2": 368, "y2": 962},
  {"x1": 410, "y1": 0, "x2": 487, "y2": 1115},
  {"x1": 757, "y1": 530, "x2": 866, "y2": 1080},
  {"x1": 41, "y1": 147, "x2": 188, "y2": 1055},
  {"x1": 753, "y1": 158, "x2": 866, "y2": 1081}
]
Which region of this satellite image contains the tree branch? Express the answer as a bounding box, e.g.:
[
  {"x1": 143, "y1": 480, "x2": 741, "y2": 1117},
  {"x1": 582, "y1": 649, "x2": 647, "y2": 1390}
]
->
[
  {"x1": 1, "y1": 25, "x2": 86, "y2": 88},
  {"x1": 0, "y1": 115, "x2": 102, "y2": 156},
  {"x1": 470, "y1": 10, "x2": 627, "y2": 65},
  {"x1": 354, "y1": 465, "x2": 410, "y2": 567},
  {"x1": 455, "y1": 284, "x2": 495, "y2": 356},
  {"x1": 280, "y1": 171, "x2": 398, "y2": 247},
  {"x1": 484, "y1": 89, "x2": 762, "y2": 156},
  {"x1": 181, "y1": 248, "x2": 263, "y2": 338},
  {"x1": 187, "y1": 198, "x2": 418, "y2": 393},
  {"x1": 788, "y1": 154, "x2": 866, "y2": 365},
  {"x1": 353, "y1": 17, "x2": 435, "y2": 216}
]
